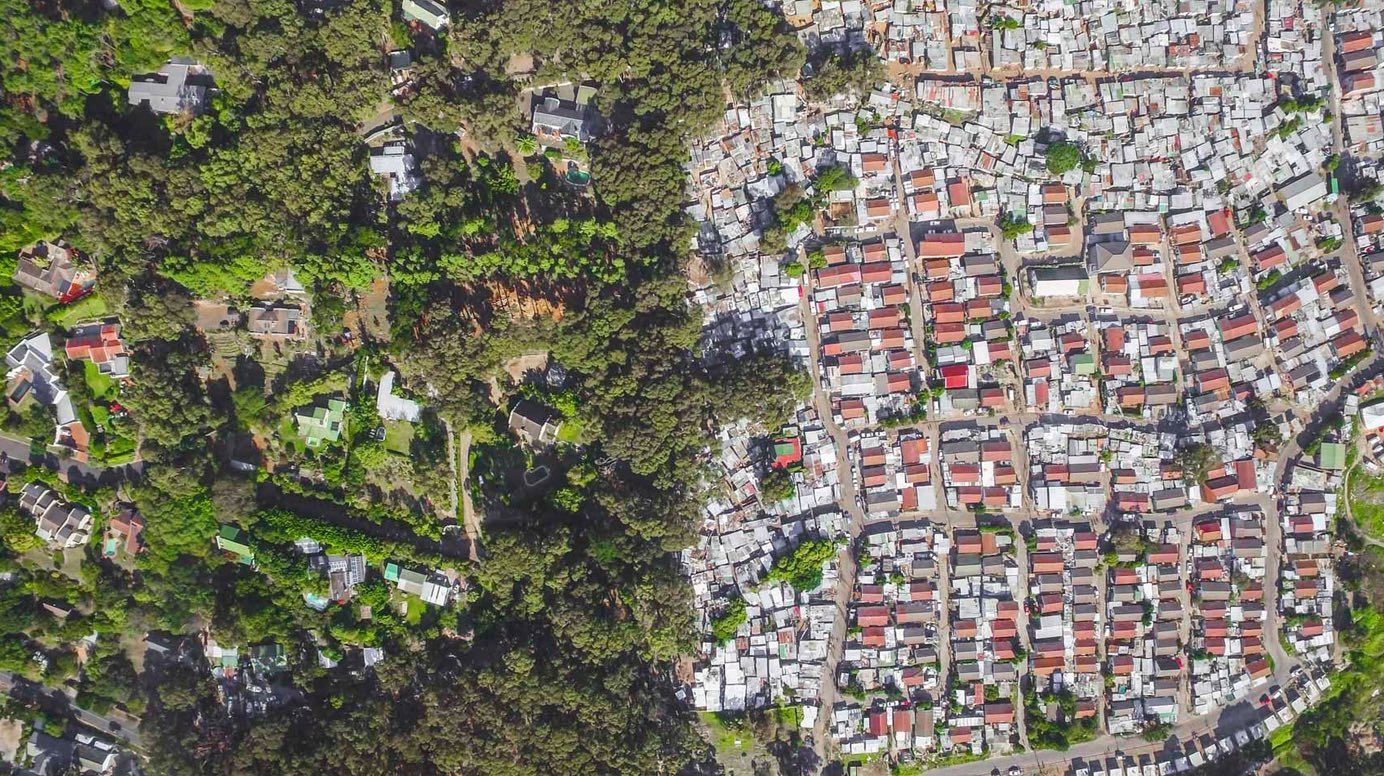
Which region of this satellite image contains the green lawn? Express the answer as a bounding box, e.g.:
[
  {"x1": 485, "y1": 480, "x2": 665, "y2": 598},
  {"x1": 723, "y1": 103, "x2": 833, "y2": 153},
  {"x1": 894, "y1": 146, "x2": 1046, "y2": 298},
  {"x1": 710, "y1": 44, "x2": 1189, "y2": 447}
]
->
[
  {"x1": 556, "y1": 418, "x2": 583, "y2": 444},
  {"x1": 403, "y1": 595, "x2": 426, "y2": 625},
  {"x1": 697, "y1": 711, "x2": 750, "y2": 756},
  {"x1": 83, "y1": 360, "x2": 118, "y2": 402},
  {"x1": 383, "y1": 420, "x2": 414, "y2": 455},
  {"x1": 49, "y1": 294, "x2": 107, "y2": 327}
]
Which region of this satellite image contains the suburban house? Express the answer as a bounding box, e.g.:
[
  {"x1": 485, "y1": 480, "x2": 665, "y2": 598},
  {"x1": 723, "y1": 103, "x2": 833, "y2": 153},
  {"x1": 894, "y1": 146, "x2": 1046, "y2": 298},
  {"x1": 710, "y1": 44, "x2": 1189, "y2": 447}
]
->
[
  {"x1": 295, "y1": 399, "x2": 347, "y2": 448},
  {"x1": 104, "y1": 508, "x2": 145, "y2": 559},
  {"x1": 376, "y1": 370, "x2": 422, "y2": 423},
  {"x1": 19, "y1": 483, "x2": 93, "y2": 549},
  {"x1": 530, "y1": 90, "x2": 599, "y2": 144},
  {"x1": 401, "y1": 0, "x2": 449, "y2": 30},
  {"x1": 13, "y1": 240, "x2": 97, "y2": 303},
  {"x1": 64, "y1": 320, "x2": 131, "y2": 380},
  {"x1": 6, "y1": 331, "x2": 78, "y2": 430},
  {"x1": 384, "y1": 562, "x2": 451, "y2": 606},
  {"x1": 508, "y1": 399, "x2": 562, "y2": 447},
  {"x1": 247, "y1": 303, "x2": 306, "y2": 340},
  {"x1": 215, "y1": 525, "x2": 256, "y2": 566},
  {"x1": 312, "y1": 553, "x2": 368, "y2": 602},
  {"x1": 369, "y1": 143, "x2": 422, "y2": 201},
  {"x1": 128, "y1": 57, "x2": 214, "y2": 116},
  {"x1": 26, "y1": 731, "x2": 119, "y2": 776}
]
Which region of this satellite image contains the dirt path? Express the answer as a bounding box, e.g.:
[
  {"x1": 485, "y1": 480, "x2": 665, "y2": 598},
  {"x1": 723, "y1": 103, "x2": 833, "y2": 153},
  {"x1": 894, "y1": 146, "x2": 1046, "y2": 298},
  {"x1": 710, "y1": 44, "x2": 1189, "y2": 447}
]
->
[{"x1": 454, "y1": 426, "x2": 481, "y2": 560}]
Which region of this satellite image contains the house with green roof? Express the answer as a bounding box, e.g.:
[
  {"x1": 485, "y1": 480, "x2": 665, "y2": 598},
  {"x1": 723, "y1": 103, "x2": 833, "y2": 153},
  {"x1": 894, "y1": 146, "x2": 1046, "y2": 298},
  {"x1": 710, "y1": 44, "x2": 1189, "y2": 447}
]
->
[
  {"x1": 384, "y1": 561, "x2": 452, "y2": 606},
  {"x1": 1071, "y1": 352, "x2": 1097, "y2": 376},
  {"x1": 215, "y1": 525, "x2": 256, "y2": 566},
  {"x1": 294, "y1": 398, "x2": 347, "y2": 448},
  {"x1": 1317, "y1": 442, "x2": 1346, "y2": 471}
]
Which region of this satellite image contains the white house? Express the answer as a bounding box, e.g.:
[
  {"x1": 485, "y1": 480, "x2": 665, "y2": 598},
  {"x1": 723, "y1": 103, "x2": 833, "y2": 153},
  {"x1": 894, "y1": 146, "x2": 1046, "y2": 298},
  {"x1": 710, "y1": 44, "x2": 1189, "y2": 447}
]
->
[{"x1": 376, "y1": 370, "x2": 421, "y2": 423}]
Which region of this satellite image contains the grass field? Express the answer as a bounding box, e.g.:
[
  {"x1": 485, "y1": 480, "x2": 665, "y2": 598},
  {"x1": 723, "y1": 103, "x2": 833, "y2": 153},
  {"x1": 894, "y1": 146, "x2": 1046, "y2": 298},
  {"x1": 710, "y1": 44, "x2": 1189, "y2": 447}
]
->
[
  {"x1": 403, "y1": 595, "x2": 426, "y2": 625},
  {"x1": 50, "y1": 294, "x2": 107, "y2": 328},
  {"x1": 83, "y1": 360, "x2": 118, "y2": 401},
  {"x1": 1348, "y1": 468, "x2": 1384, "y2": 539},
  {"x1": 383, "y1": 420, "x2": 414, "y2": 455}
]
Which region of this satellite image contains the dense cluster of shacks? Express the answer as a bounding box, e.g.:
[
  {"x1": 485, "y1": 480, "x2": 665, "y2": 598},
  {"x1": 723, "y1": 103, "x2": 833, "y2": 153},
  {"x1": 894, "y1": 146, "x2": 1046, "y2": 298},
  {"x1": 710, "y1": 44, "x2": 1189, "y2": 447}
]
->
[
  {"x1": 684, "y1": 408, "x2": 846, "y2": 720},
  {"x1": 938, "y1": 426, "x2": 1020, "y2": 511},
  {"x1": 677, "y1": 0, "x2": 1382, "y2": 767},
  {"x1": 831, "y1": 525, "x2": 1029, "y2": 758},
  {"x1": 814, "y1": 239, "x2": 922, "y2": 425}
]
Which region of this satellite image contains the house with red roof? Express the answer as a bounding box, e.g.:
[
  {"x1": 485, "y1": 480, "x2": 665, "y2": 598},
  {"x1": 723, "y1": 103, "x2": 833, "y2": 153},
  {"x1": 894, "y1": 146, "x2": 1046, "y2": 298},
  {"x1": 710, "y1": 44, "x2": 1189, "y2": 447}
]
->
[
  {"x1": 940, "y1": 364, "x2": 971, "y2": 390},
  {"x1": 64, "y1": 321, "x2": 130, "y2": 380}
]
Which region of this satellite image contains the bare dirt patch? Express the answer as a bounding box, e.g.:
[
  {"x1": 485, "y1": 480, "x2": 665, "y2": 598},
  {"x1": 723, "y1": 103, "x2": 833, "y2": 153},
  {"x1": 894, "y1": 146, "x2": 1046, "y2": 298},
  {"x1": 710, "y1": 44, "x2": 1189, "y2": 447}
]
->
[
  {"x1": 0, "y1": 718, "x2": 22, "y2": 763},
  {"x1": 502, "y1": 351, "x2": 550, "y2": 385}
]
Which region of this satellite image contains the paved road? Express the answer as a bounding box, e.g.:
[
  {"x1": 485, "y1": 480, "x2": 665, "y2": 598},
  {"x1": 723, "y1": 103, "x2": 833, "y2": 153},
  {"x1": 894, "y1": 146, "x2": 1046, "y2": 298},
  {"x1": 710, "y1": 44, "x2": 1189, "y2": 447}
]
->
[
  {"x1": 0, "y1": 670, "x2": 141, "y2": 747},
  {"x1": 0, "y1": 433, "x2": 145, "y2": 488}
]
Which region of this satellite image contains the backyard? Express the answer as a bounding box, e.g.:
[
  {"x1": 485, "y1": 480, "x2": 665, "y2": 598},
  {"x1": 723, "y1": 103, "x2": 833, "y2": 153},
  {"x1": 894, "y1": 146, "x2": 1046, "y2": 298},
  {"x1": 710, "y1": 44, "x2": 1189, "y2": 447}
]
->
[{"x1": 49, "y1": 293, "x2": 108, "y2": 328}]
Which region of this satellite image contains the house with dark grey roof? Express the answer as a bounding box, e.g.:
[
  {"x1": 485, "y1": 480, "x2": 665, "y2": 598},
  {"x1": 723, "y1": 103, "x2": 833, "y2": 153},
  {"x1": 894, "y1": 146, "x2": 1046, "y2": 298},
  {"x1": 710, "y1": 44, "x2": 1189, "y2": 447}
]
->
[
  {"x1": 1089, "y1": 240, "x2": 1133, "y2": 273},
  {"x1": 19, "y1": 482, "x2": 93, "y2": 549},
  {"x1": 128, "y1": 57, "x2": 213, "y2": 116},
  {"x1": 6, "y1": 331, "x2": 76, "y2": 427},
  {"x1": 508, "y1": 399, "x2": 562, "y2": 448},
  {"x1": 14, "y1": 240, "x2": 96, "y2": 302},
  {"x1": 247, "y1": 303, "x2": 306, "y2": 339},
  {"x1": 531, "y1": 95, "x2": 598, "y2": 144}
]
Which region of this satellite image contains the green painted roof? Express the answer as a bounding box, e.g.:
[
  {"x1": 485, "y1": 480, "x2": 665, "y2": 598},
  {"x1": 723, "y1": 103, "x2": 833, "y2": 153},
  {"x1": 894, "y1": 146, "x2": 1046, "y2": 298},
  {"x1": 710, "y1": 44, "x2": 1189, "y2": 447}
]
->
[
  {"x1": 295, "y1": 398, "x2": 347, "y2": 447},
  {"x1": 215, "y1": 525, "x2": 255, "y2": 564},
  {"x1": 1318, "y1": 442, "x2": 1346, "y2": 470}
]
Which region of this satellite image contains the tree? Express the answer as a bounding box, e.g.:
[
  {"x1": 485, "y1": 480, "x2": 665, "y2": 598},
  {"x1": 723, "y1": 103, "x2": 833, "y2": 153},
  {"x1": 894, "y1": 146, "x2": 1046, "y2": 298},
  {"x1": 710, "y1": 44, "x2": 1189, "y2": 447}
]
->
[
  {"x1": 759, "y1": 468, "x2": 795, "y2": 503},
  {"x1": 710, "y1": 597, "x2": 747, "y2": 644},
  {"x1": 1000, "y1": 213, "x2": 1034, "y2": 240},
  {"x1": 766, "y1": 539, "x2": 837, "y2": 591},
  {"x1": 1252, "y1": 421, "x2": 1283, "y2": 452},
  {"x1": 1044, "y1": 141, "x2": 1084, "y2": 176},
  {"x1": 1175, "y1": 442, "x2": 1219, "y2": 484},
  {"x1": 802, "y1": 46, "x2": 883, "y2": 102},
  {"x1": 0, "y1": 0, "x2": 820, "y2": 766}
]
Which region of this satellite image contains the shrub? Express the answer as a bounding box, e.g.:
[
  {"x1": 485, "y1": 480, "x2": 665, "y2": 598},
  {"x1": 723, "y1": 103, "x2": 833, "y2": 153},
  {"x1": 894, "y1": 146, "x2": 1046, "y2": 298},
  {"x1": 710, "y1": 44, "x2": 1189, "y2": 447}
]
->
[
  {"x1": 1044, "y1": 141, "x2": 1083, "y2": 175},
  {"x1": 766, "y1": 539, "x2": 837, "y2": 591},
  {"x1": 710, "y1": 597, "x2": 747, "y2": 644}
]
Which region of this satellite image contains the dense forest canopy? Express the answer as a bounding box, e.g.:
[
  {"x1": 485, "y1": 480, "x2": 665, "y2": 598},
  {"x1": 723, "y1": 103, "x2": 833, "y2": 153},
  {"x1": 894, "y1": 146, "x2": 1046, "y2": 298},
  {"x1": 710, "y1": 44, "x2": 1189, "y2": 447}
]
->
[{"x1": 0, "y1": 0, "x2": 818, "y2": 772}]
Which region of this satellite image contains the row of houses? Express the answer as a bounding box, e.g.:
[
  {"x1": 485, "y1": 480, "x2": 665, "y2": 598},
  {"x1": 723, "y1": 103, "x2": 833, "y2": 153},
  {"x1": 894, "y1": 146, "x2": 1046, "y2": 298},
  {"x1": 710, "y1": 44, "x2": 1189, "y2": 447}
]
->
[
  {"x1": 832, "y1": 519, "x2": 946, "y2": 756},
  {"x1": 1105, "y1": 520, "x2": 1183, "y2": 736},
  {"x1": 1187, "y1": 507, "x2": 1272, "y2": 717}
]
